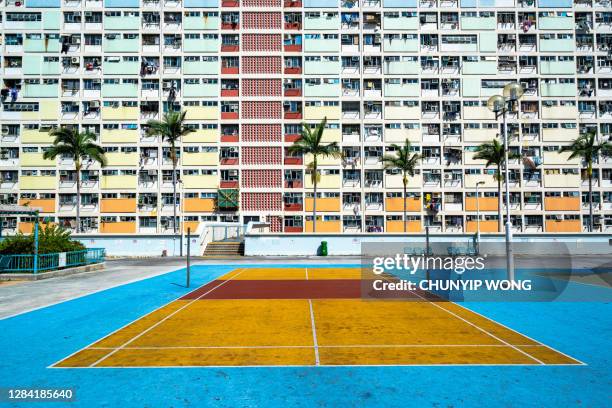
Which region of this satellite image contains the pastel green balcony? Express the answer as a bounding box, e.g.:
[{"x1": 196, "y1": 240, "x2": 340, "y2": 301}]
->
[
  {"x1": 383, "y1": 16, "x2": 418, "y2": 30},
  {"x1": 104, "y1": 61, "x2": 140, "y2": 75},
  {"x1": 22, "y1": 56, "x2": 60, "y2": 75},
  {"x1": 539, "y1": 16, "x2": 574, "y2": 30},
  {"x1": 304, "y1": 83, "x2": 340, "y2": 97},
  {"x1": 24, "y1": 38, "x2": 60, "y2": 53},
  {"x1": 184, "y1": 60, "x2": 219, "y2": 75},
  {"x1": 384, "y1": 38, "x2": 418, "y2": 52},
  {"x1": 104, "y1": 38, "x2": 139, "y2": 53},
  {"x1": 461, "y1": 17, "x2": 496, "y2": 30},
  {"x1": 304, "y1": 60, "x2": 341, "y2": 75},
  {"x1": 540, "y1": 39, "x2": 574, "y2": 53},
  {"x1": 540, "y1": 60, "x2": 575, "y2": 75},
  {"x1": 304, "y1": 16, "x2": 340, "y2": 30},
  {"x1": 462, "y1": 60, "x2": 497, "y2": 75},
  {"x1": 384, "y1": 61, "x2": 419, "y2": 75},
  {"x1": 101, "y1": 84, "x2": 139, "y2": 98},
  {"x1": 23, "y1": 84, "x2": 58, "y2": 98},
  {"x1": 184, "y1": 16, "x2": 220, "y2": 30},
  {"x1": 44, "y1": 10, "x2": 61, "y2": 30},
  {"x1": 104, "y1": 16, "x2": 140, "y2": 30},
  {"x1": 384, "y1": 83, "x2": 420, "y2": 97},
  {"x1": 184, "y1": 38, "x2": 219, "y2": 53},
  {"x1": 183, "y1": 83, "x2": 218, "y2": 97},
  {"x1": 541, "y1": 82, "x2": 576, "y2": 97},
  {"x1": 304, "y1": 39, "x2": 339, "y2": 53}
]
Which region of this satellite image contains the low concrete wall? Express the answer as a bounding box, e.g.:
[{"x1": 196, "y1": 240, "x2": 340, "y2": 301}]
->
[
  {"x1": 74, "y1": 235, "x2": 200, "y2": 257},
  {"x1": 0, "y1": 262, "x2": 105, "y2": 281},
  {"x1": 245, "y1": 233, "x2": 612, "y2": 256}
]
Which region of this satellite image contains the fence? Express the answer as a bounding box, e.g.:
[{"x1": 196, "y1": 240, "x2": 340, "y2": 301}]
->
[{"x1": 0, "y1": 248, "x2": 106, "y2": 273}]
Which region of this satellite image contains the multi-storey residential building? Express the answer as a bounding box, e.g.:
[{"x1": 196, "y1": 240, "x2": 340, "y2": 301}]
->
[{"x1": 0, "y1": 0, "x2": 610, "y2": 235}]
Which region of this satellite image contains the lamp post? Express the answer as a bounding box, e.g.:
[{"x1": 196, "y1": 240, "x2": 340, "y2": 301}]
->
[
  {"x1": 476, "y1": 181, "x2": 485, "y2": 254},
  {"x1": 487, "y1": 82, "x2": 524, "y2": 281}
]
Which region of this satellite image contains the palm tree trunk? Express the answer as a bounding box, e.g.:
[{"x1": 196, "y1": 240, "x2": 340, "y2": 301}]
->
[
  {"x1": 75, "y1": 163, "x2": 81, "y2": 234},
  {"x1": 403, "y1": 175, "x2": 407, "y2": 233},
  {"x1": 588, "y1": 165, "x2": 593, "y2": 232},
  {"x1": 497, "y1": 165, "x2": 502, "y2": 233},
  {"x1": 172, "y1": 159, "x2": 177, "y2": 234},
  {"x1": 312, "y1": 159, "x2": 317, "y2": 233}
]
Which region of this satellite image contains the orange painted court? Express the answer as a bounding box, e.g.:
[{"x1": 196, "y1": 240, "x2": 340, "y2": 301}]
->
[{"x1": 55, "y1": 267, "x2": 581, "y2": 368}]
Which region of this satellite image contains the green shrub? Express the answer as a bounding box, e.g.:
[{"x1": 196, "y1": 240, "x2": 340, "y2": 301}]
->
[{"x1": 0, "y1": 224, "x2": 85, "y2": 255}]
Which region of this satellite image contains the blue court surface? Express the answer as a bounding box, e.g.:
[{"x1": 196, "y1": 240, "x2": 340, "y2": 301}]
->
[{"x1": 0, "y1": 264, "x2": 610, "y2": 407}]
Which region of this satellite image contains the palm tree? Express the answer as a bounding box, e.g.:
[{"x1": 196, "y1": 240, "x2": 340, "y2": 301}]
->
[
  {"x1": 473, "y1": 139, "x2": 519, "y2": 232},
  {"x1": 146, "y1": 110, "x2": 194, "y2": 233},
  {"x1": 380, "y1": 139, "x2": 421, "y2": 233},
  {"x1": 560, "y1": 132, "x2": 611, "y2": 232},
  {"x1": 44, "y1": 127, "x2": 106, "y2": 233},
  {"x1": 288, "y1": 117, "x2": 341, "y2": 232}
]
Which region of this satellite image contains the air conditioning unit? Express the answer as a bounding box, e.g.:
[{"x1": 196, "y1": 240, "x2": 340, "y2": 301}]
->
[
  {"x1": 71, "y1": 57, "x2": 79, "y2": 64},
  {"x1": 555, "y1": 215, "x2": 563, "y2": 221},
  {"x1": 1, "y1": 126, "x2": 9, "y2": 135},
  {"x1": 147, "y1": 169, "x2": 157, "y2": 176},
  {"x1": 84, "y1": 11, "x2": 93, "y2": 17},
  {"x1": 444, "y1": 173, "x2": 452, "y2": 180}
]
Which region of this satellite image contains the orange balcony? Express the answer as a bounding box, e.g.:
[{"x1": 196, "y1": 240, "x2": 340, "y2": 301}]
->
[
  {"x1": 221, "y1": 89, "x2": 239, "y2": 97},
  {"x1": 284, "y1": 203, "x2": 303, "y2": 211},
  {"x1": 285, "y1": 133, "x2": 301, "y2": 142},
  {"x1": 100, "y1": 221, "x2": 137, "y2": 234},
  {"x1": 284, "y1": 45, "x2": 302, "y2": 52},
  {"x1": 284, "y1": 0, "x2": 302, "y2": 7},
  {"x1": 220, "y1": 181, "x2": 239, "y2": 188},
  {"x1": 284, "y1": 22, "x2": 301, "y2": 30},
  {"x1": 221, "y1": 0, "x2": 239, "y2": 6},
  {"x1": 386, "y1": 220, "x2": 422, "y2": 233},
  {"x1": 284, "y1": 67, "x2": 302, "y2": 74},
  {"x1": 385, "y1": 197, "x2": 421, "y2": 212},
  {"x1": 221, "y1": 112, "x2": 239, "y2": 120},
  {"x1": 18, "y1": 198, "x2": 55, "y2": 213},
  {"x1": 284, "y1": 111, "x2": 302, "y2": 120},
  {"x1": 221, "y1": 134, "x2": 239, "y2": 142},
  {"x1": 221, "y1": 45, "x2": 239, "y2": 52},
  {"x1": 221, "y1": 67, "x2": 239, "y2": 75},
  {"x1": 466, "y1": 220, "x2": 499, "y2": 233},
  {"x1": 284, "y1": 157, "x2": 303, "y2": 165},
  {"x1": 183, "y1": 221, "x2": 200, "y2": 233},
  {"x1": 221, "y1": 23, "x2": 240, "y2": 30},
  {"x1": 100, "y1": 198, "x2": 137, "y2": 213},
  {"x1": 184, "y1": 198, "x2": 216, "y2": 213},
  {"x1": 284, "y1": 88, "x2": 302, "y2": 97},
  {"x1": 465, "y1": 197, "x2": 499, "y2": 212},
  {"x1": 544, "y1": 196, "x2": 580, "y2": 211},
  {"x1": 18, "y1": 222, "x2": 56, "y2": 234},
  {"x1": 284, "y1": 180, "x2": 302, "y2": 188},
  {"x1": 221, "y1": 158, "x2": 239, "y2": 165},
  {"x1": 305, "y1": 220, "x2": 341, "y2": 233},
  {"x1": 305, "y1": 197, "x2": 340, "y2": 212},
  {"x1": 545, "y1": 219, "x2": 581, "y2": 233}
]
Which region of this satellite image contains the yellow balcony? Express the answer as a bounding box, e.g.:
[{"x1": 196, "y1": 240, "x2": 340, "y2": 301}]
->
[
  {"x1": 21, "y1": 129, "x2": 54, "y2": 144},
  {"x1": 21, "y1": 152, "x2": 55, "y2": 167},
  {"x1": 305, "y1": 174, "x2": 341, "y2": 189},
  {"x1": 184, "y1": 198, "x2": 216, "y2": 212},
  {"x1": 182, "y1": 152, "x2": 219, "y2": 166},
  {"x1": 101, "y1": 106, "x2": 139, "y2": 120},
  {"x1": 544, "y1": 151, "x2": 580, "y2": 165},
  {"x1": 543, "y1": 173, "x2": 581, "y2": 188},
  {"x1": 464, "y1": 173, "x2": 497, "y2": 188},
  {"x1": 385, "y1": 127, "x2": 420, "y2": 143},
  {"x1": 545, "y1": 196, "x2": 580, "y2": 211},
  {"x1": 385, "y1": 197, "x2": 421, "y2": 212},
  {"x1": 466, "y1": 220, "x2": 499, "y2": 233},
  {"x1": 463, "y1": 129, "x2": 496, "y2": 143},
  {"x1": 304, "y1": 154, "x2": 341, "y2": 166},
  {"x1": 304, "y1": 106, "x2": 340, "y2": 120},
  {"x1": 545, "y1": 219, "x2": 581, "y2": 233},
  {"x1": 384, "y1": 106, "x2": 420, "y2": 120},
  {"x1": 185, "y1": 107, "x2": 218, "y2": 120},
  {"x1": 20, "y1": 176, "x2": 56, "y2": 190},
  {"x1": 465, "y1": 197, "x2": 498, "y2": 211},
  {"x1": 100, "y1": 221, "x2": 137, "y2": 234},
  {"x1": 541, "y1": 106, "x2": 578, "y2": 120},
  {"x1": 183, "y1": 129, "x2": 219, "y2": 143},
  {"x1": 101, "y1": 175, "x2": 138, "y2": 189},
  {"x1": 106, "y1": 152, "x2": 139, "y2": 167},
  {"x1": 542, "y1": 127, "x2": 579, "y2": 142},
  {"x1": 183, "y1": 175, "x2": 218, "y2": 189},
  {"x1": 37, "y1": 101, "x2": 60, "y2": 121},
  {"x1": 101, "y1": 128, "x2": 139, "y2": 144},
  {"x1": 384, "y1": 174, "x2": 422, "y2": 189},
  {"x1": 18, "y1": 198, "x2": 55, "y2": 213},
  {"x1": 386, "y1": 220, "x2": 422, "y2": 233},
  {"x1": 305, "y1": 197, "x2": 340, "y2": 212},
  {"x1": 304, "y1": 220, "x2": 341, "y2": 233},
  {"x1": 101, "y1": 198, "x2": 137, "y2": 213},
  {"x1": 321, "y1": 128, "x2": 341, "y2": 143},
  {"x1": 463, "y1": 106, "x2": 495, "y2": 120}
]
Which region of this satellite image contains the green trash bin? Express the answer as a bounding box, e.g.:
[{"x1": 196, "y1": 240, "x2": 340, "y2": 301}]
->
[{"x1": 320, "y1": 241, "x2": 328, "y2": 256}]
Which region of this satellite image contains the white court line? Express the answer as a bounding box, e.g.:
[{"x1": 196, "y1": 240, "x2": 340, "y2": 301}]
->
[
  {"x1": 305, "y1": 267, "x2": 309, "y2": 280},
  {"x1": 86, "y1": 344, "x2": 541, "y2": 350},
  {"x1": 49, "y1": 268, "x2": 243, "y2": 368},
  {"x1": 87, "y1": 268, "x2": 246, "y2": 367},
  {"x1": 308, "y1": 299, "x2": 320, "y2": 366}
]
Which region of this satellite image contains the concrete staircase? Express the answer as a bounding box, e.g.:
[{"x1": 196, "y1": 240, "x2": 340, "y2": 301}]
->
[{"x1": 203, "y1": 241, "x2": 244, "y2": 257}]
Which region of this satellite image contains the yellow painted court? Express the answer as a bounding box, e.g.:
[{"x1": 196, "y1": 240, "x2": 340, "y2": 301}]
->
[{"x1": 55, "y1": 268, "x2": 581, "y2": 368}]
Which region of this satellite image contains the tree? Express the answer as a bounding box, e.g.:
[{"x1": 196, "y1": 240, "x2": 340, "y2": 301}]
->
[
  {"x1": 147, "y1": 110, "x2": 194, "y2": 233},
  {"x1": 44, "y1": 127, "x2": 106, "y2": 233},
  {"x1": 473, "y1": 139, "x2": 519, "y2": 232},
  {"x1": 560, "y1": 132, "x2": 611, "y2": 232},
  {"x1": 288, "y1": 117, "x2": 341, "y2": 232},
  {"x1": 380, "y1": 139, "x2": 421, "y2": 233}
]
